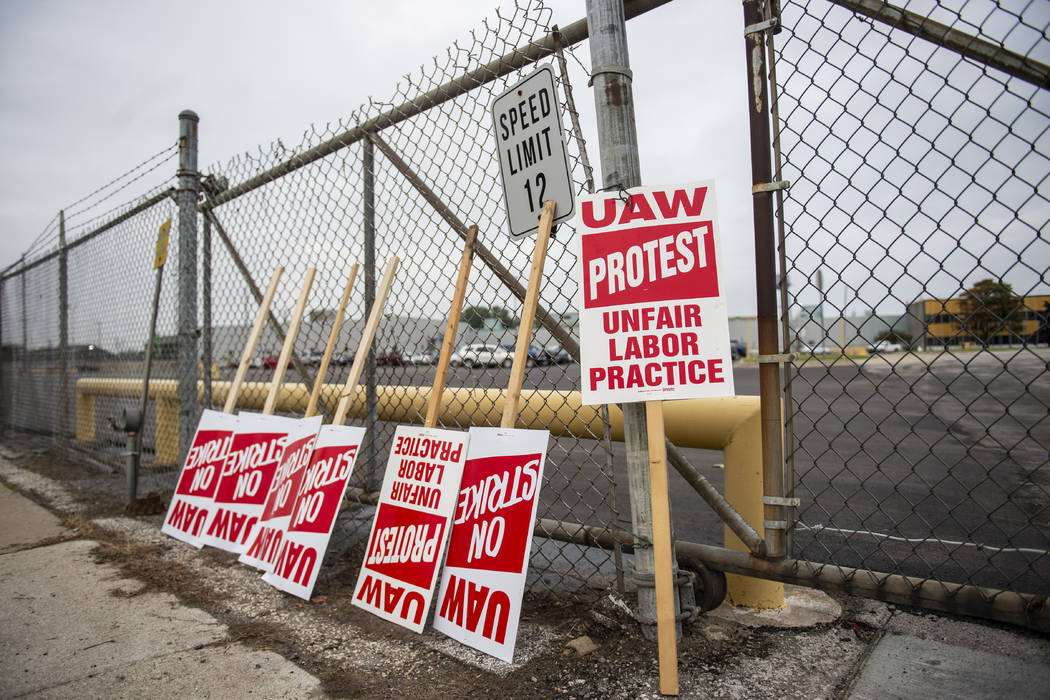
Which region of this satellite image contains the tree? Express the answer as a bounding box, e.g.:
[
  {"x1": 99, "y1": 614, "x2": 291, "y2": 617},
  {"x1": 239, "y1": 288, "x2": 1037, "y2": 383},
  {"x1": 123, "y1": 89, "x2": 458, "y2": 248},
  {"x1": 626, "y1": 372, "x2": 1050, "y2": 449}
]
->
[
  {"x1": 461, "y1": 305, "x2": 519, "y2": 330},
  {"x1": 462, "y1": 305, "x2": 490, "y2": 330},
  {"x1": 961, "y1": 279, "x2": 1024, "y2": 346}
]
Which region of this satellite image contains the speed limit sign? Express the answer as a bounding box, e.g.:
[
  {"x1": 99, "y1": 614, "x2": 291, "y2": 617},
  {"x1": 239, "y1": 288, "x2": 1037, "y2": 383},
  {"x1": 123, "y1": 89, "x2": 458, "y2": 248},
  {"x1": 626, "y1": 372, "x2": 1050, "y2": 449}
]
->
[{"x1": 491, "y1": 65, "x2": 575, "y2": 239}]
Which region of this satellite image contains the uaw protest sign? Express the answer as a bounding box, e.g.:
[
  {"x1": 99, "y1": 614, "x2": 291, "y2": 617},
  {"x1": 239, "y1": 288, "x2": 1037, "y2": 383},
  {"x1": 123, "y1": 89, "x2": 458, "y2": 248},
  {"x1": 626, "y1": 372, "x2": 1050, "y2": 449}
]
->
[{"x1": 575, "y1": 182, "x2": 735, "y2": 405}]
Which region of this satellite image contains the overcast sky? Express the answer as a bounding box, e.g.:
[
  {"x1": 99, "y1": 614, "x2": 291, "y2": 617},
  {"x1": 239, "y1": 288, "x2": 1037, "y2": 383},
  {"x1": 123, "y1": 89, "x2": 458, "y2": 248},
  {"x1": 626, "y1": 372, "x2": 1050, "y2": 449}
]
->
[
  {"x1": 4, "y1": 0, "x2": 1044, "y2": 340},
  {"x1": 0, "y1": 0, "x2": 760, "y2": 313}
]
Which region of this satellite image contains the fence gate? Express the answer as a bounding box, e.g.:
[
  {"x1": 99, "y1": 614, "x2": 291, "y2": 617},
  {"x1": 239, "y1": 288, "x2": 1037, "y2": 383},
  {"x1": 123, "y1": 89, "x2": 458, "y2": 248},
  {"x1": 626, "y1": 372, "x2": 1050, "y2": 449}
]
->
[{"x1": 772, "y1": 0, "x2": 1050, "y2": 616}]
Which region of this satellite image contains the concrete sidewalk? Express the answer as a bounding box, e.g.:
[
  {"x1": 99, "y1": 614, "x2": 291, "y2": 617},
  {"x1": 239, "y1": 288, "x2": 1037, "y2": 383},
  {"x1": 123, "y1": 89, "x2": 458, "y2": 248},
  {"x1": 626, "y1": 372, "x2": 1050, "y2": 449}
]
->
[
  {"x1": 1, "y1": 461, "x2": 1048, "y2": 698},
  {"x1": 0, "y1": 486, "x2": 321, "y2": 698}
]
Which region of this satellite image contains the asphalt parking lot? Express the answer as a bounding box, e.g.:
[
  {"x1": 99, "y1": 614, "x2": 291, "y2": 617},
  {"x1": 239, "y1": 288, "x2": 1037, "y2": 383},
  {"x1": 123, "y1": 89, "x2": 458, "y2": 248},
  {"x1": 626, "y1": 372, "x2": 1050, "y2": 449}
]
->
[{"x1": 4, "y1": 348, "x2": 1047, "y2": 596}]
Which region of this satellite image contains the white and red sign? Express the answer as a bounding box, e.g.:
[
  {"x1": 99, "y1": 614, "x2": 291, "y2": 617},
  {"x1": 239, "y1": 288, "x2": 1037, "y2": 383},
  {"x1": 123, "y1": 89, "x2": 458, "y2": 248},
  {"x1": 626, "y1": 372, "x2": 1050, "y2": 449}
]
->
[
  {"x1": 238, "y1": 415, "x2": 323, "y2": 570},
  {"x1": 198, "y1": 412, "x2": 299, "y2": 552},
  {"x1": 262, "y1": 424, "x2": 366, "y2": 600},
  {"x1": 575, "y1": 182, "x2": 735, "y2": 405},
  {"x1": 161, "y1": 409, "x2": 237, "y2": 547},
  {"x1": 351, "y1": 425, "x2": 468, "y2": 633},
  {"x1": 432, "y1": 427, "x2": 548, "y2": 662}
]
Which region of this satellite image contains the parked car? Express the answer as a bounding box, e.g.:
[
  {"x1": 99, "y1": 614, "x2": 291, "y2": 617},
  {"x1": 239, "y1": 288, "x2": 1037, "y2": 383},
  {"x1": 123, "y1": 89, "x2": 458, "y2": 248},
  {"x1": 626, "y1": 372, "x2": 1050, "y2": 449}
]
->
[
  {"x1": 450, "y1": 343, "x2": 512, "y2": 368},
  {"x1": 304, "y1": 349, "x2": 325, "y2": 366},
  {"x1": 730, "y1": 340, "x2": 747, "y2": 361},
  {"x1": 501, "y1": 343, "x2": 545, "y2": 366},
  {"x1": 542, "y1": 344, "x2": 572, "y2": 364},
  {"x1": 800, "y1": 343, "x2": 833, "y2": 355},
  {"x1": 409, "y1": 351, "x2": 435, "y2": 365},
  {"x1": 261, "y1": 353, "x2": 279, "y2": 369},
  {"x1": 868, "y1": 339, "x2": 904, "y2": 353},
  {"x1": 375, "y1": 349, "x2": 403, "y2": 366}
]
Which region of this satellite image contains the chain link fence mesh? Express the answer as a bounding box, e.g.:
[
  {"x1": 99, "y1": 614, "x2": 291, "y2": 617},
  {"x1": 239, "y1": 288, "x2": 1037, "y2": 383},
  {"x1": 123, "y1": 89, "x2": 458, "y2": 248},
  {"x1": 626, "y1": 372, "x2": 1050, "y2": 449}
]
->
[
  {"x1": 3, "y1": 0, "x2": 1048, "y2": 613},
  {"x1": 774, "y1": 0, "x2": 1050, "y2": 598},
  {"x1": 201, "y1": 0, "x2": 620, "y2": 594}
]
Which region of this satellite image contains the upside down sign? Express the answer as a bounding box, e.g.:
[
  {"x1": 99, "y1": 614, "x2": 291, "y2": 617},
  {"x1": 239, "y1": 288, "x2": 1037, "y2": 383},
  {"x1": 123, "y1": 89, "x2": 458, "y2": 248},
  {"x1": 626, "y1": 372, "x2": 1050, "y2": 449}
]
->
[
  {"x1": 433, "y1": 427, "x2": 548, "y2": 662},
  {"x1": 351, "y1": 426, "x2": 468, "y2": 632}
]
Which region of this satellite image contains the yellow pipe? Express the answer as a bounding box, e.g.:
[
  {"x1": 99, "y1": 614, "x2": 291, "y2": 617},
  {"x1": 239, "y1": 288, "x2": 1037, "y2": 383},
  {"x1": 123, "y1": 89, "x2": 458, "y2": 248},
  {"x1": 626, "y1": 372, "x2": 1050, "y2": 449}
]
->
[
  {"x1": 76, "y1": 378, "x2": 759, "y2": 450},
  {"x1": 723, "y1": 410, "x2": 786, "y2": 608},
  {"x1": 155, "y1": 399, "x2": 179, "y2": 464},
  {"x1": 75, "y1": 377, "x2": 781, "y2": 608}
]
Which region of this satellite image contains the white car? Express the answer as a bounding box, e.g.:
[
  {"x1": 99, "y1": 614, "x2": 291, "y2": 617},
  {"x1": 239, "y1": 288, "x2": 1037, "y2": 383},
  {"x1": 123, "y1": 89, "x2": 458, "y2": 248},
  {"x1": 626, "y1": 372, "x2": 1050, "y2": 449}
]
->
[
  {"x1": 450, "y1": 343, "x2": 512, "y2": 368},
  {"x1": 869, "y1": 340, "x2": 904, "y2": 353},
  {"x1": 409, "y1": 352, "x2": 435, "y2": 365}
]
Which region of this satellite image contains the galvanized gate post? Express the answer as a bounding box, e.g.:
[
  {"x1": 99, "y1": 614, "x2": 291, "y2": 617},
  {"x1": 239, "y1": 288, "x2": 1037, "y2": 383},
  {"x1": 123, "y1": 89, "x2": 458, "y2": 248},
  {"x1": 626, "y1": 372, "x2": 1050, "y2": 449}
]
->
[
  {"x1": 586, "y1": 0, "x2": 676, "y2": 639},
  {"x1": 176, "y1": 110, "x2": 200, "y2": 462},
  {"x1": 58, "y1": 210, "x2": 69, "y2": 442},
  {"x1": 362, "y1": 137, "x2": 380, "y2": 489}
]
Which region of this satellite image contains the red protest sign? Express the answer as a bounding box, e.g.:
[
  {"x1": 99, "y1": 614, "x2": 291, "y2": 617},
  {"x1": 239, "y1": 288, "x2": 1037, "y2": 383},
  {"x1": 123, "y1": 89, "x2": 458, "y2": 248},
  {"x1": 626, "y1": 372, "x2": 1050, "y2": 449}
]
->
[
  {"x1": 162, "y1": 409, "x2": 237, "y2": 548},
  {"x1": 198, "y1": 413, "x2": 300, "y2": 552},
  {"x1": 238, "y1": 416, "x2": 322, "y2": 571},
  {"x1": 262, "y1": 424, "x2": 365, "y2": 599},
  {"x1": 352, "y1": 425, "x2": 467, "y2": 633},
  {"x1": 576, "y1": 182, "x2": 736, "y2": 405},
  {"x1": 433, "y1": 427, "x2": 548, "y2": 662}
]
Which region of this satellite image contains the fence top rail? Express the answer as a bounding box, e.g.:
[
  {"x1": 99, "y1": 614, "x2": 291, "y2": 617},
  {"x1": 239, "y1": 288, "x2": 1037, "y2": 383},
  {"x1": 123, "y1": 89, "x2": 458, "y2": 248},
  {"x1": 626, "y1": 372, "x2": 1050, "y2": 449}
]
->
[
  {"x1": 0, "y1": 188, "x2": 176, "y2": 283},
  {"x1": 200, "y1": 0, "x2": 672, "y2": 211}
]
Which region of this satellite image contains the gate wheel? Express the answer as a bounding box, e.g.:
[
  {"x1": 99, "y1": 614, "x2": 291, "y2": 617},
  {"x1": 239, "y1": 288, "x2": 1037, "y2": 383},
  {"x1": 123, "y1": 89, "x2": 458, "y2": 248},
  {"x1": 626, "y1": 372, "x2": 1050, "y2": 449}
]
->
[{"x1": 678, "y1": 556, "x2": 727, "y2": 612}]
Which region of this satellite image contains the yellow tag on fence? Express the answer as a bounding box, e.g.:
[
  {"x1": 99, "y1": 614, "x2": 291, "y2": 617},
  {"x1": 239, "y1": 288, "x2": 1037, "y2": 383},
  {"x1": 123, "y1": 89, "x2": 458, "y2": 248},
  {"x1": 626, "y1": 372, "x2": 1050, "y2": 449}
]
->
[{"x1": 154, "y1": 218, "x2": 172, "y2": 269}]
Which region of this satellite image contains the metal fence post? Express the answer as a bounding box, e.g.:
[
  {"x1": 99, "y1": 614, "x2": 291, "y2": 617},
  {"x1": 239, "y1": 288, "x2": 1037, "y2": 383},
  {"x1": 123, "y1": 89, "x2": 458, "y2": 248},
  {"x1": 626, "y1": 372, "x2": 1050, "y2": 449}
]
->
[
  {"x1": 0, "y1": 277, "x2": 5, "y2": 434},
  {"x1": 176, "y1": 110, "x2": 200, "y2": 461},
  {"x1": 202, "y1": 212, "x2": 213, "y2": 410},
  {"x1": 362, "y1": 138, "x2": 379, "y2": 488},
  {"x1": 742, "y1": 0, "x2": 787, "y2": 558},
  {"x1": 586, "y1": 0, "x2": 670, "y2": 639},
  {"x1": 59, "y1": 210, "x2": 69, "y2": 442}
]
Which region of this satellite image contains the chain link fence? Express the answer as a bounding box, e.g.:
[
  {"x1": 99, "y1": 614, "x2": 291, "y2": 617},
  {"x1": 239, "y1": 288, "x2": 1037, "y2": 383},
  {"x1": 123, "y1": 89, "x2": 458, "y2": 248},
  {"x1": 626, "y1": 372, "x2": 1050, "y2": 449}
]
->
[
  {"x1": 2, "y1": 0, "x2": 628, "y2": 596},
  {"x1": 774, "y1": 0, "x2": 1050, "y2": 600},
  {"x1": 2, "y1": 0, "x2": 1048, "y2": 619}
]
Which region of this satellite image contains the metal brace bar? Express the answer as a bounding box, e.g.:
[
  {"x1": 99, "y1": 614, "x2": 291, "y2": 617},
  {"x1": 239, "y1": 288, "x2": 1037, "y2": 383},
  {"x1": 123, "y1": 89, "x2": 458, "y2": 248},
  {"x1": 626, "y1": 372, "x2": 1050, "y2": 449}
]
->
[
  {"x1": 763, "y1": 496, "x2": 800, "y2": 507},
  {"x1": 744, "y1": 18, "x2": 778, "y2": 36},
  {"x1": 588, "y1": 63, "x2": 633, "y2": 86},
  {"x1": 752, "y1": 180, "x2": 790, "y2": 194},
  {"x1": 757, "y1": 353, "x2": 795, "y2": 364},
  {"x1": 764, "y1": 520, "x2": 790, "y2": 530}
]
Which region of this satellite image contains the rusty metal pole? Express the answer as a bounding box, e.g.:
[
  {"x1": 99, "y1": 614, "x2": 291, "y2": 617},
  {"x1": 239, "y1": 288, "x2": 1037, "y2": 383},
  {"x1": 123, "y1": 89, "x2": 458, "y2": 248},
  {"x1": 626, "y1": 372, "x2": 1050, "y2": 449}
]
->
[{"x1": 743, "y1": 0, "x2": 788, "y2": 558}]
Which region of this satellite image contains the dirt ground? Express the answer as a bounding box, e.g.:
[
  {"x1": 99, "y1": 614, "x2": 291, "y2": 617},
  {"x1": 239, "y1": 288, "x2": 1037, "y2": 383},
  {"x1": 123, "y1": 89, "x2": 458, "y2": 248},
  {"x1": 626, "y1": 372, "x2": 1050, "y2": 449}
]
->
[{"x1": 0, "y1": 439, "x2": 881, "y2": 699}]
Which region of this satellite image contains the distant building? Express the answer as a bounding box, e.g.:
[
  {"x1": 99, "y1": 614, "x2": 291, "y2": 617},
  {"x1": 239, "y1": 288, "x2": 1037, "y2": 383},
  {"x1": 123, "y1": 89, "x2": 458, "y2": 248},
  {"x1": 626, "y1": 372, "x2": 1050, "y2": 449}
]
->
[{"x1": 906, "y1": 292, "x2": 1050, "y2": 349}]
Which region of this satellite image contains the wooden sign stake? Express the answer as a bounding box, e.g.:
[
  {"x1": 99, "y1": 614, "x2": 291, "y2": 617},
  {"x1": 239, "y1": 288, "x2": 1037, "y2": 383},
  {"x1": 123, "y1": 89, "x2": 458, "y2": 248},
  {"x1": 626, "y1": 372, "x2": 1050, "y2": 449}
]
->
[
  {"x1": 263, "y1": 268, "x2": 316, "y2": 416},
  {"x1": 646, "y1": 399, "x2": 679, "y2": 696},
  {"x1": 425, "y1": 226, "x2": 478, "y2": 428},
  {"x1": 333, "y1": 257, "x2": 400, "y2": 426},
  {"x1": 305, "y1": 264, "x2": 359, "y2": 418},
  {"x1": 501, "y1": 200, "x2": 555, "y2": 428},
  {"x1": 224, "y1": 266, "x2": 283, "y2": 414}
]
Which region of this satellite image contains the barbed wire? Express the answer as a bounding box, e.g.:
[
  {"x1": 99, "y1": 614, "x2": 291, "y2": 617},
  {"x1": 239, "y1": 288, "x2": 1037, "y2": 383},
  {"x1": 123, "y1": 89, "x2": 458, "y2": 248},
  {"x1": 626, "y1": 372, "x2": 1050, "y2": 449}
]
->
[{"x1": 64, "y1": 142, "x2": 177, "y2": 219}]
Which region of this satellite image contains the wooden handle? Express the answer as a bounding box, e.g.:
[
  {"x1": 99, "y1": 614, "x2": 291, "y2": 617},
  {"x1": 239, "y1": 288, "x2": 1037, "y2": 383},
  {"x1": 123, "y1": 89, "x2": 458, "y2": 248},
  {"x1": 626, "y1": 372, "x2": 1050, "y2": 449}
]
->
[
  {"x1": 501, "y1": 200, "x2": 555, "y2": 428},
  {"x1": 426, "y1": 226, "x2": 477, "y2": 428},
  {"x1": 263, "y1": 267, "x2": 316, "y2": 415},
  {"x1": 305, "y1": 264, "x2": 359, "y2": 418},
  {"x1": 224, "y1": 266, "x2": 283, "y2": 414},
  {"x1": 333, "y1": 257, "x2": 400, "y2": 426},
  {"x1": 645, "y1": 400, "x2": 679, "y2": 696}
]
